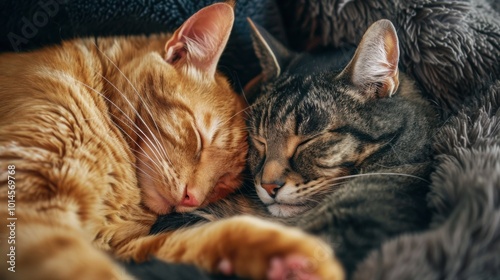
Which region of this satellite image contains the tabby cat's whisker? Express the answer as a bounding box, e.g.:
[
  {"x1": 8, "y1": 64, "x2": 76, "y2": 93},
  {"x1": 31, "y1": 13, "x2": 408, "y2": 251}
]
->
[
  {"x1": 295, "y1": 172, "x2": 428, "y2": 202},
  {"x1": 301, "y1": 199, "x2": 321, "y2": 210},
  {"x1": 327, "y1": 172, "x2": 429, "y2": 183},
  {"x1": 301, "y1": 180, "x2": 343, "y2": 197},
  {"x1": 92, "y1": 43, "x2": 172, "y2": 165}
]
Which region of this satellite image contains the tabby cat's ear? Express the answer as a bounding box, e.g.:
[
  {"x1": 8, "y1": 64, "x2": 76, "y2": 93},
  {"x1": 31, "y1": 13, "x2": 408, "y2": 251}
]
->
[
  {"x1": 340, "y1": 19, "x2": 400, "y2": 98},
  {"x1": 164, "y1": 3, "x2": 234, "y2": 79},
  {"x1": 247, "y1": 18, "x2": 293, "y2": 82}
]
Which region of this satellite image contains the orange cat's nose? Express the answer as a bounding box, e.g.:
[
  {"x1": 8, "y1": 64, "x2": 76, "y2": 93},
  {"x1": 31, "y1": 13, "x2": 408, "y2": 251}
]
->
[{"x1": 180, "y1": 191, "x2": 200, "y2": 207}]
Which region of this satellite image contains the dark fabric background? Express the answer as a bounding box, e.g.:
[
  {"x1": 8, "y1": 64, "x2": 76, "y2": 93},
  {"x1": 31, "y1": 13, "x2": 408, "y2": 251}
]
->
[{"x1": 0, "y1": 0, "x2": 287, "y2": 86}]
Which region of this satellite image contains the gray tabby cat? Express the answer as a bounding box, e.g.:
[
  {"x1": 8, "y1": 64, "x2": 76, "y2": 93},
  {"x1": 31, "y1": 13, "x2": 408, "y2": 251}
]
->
[
  {"x1": 244, "y1": 19, "x2": 439, "y2": 275},
  {"x1": 152, "y1": 19, "x2": 439, "y2": 277}
]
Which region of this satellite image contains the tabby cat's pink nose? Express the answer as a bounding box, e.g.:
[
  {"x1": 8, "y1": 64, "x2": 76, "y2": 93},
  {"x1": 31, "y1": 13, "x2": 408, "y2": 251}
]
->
[
  {"x1": 262, "y1": 183, "x2": 280, "y2": 197},
  {"x1": 180, "y1": 191, "x2": 199, "y2": 207}
]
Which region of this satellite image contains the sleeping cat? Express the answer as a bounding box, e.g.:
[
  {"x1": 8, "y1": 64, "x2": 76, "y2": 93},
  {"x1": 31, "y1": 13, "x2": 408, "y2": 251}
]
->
[
  {"x1": 155, "y1": 18, "x2": 438, "y2": 277},
  {"x1": 0, "y1": 3, "x2": 343, "y2": 280},
  {"x1": 245, "y1": 19, "x2": 438, "y2": 275}
]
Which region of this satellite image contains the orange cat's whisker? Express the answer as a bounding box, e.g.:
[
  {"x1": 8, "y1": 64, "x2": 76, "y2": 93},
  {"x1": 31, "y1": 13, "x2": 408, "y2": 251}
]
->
[
  {"x1": 128, "y1": 148, "x2": 160, "y2": 174},
  {"x1": 110, "y1": 118, "x2": 163, "y2": 173},
  {"x1": 110, "y1": 117, "x2": 165, "y2": 173},
  {"x1": 220, "y1": 102, "x2": 261, "y2": 127},
  {"x1": 219, "y1": 107, "x2": 251, "y2": 126},
  {"x1": 70, "y1": 78, "x2": 165, "y2": 172},
  {"x1": 92, "y1": 43, "x2": 172, "y2": 166},
  {"x1": 97, "y1": 73, "x2": 172, "y2": 165}
]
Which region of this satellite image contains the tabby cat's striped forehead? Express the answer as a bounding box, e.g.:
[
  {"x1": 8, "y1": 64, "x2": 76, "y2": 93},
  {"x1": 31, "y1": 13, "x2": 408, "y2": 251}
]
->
[{"x1": 249, "y1": 72, "x2": 352, "y2": 138}]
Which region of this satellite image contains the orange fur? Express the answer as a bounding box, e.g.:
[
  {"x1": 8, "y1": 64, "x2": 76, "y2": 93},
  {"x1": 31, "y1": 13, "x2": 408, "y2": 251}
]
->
[{"x1": 0, "y1": 3, "x2": 343, "y2": 279}]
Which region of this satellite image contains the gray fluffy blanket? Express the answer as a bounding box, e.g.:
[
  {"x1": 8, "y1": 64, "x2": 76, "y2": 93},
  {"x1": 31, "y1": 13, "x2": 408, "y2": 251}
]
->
[
  {"x1": 278, "y1": 0, "x2": 500, "y2": 115},
  {"x1": 353, "y1": 81, "x2": 500, "y2": 279}
]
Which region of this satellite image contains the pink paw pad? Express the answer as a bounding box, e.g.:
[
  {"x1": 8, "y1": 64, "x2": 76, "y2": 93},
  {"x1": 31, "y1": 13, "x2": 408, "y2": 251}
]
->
[
  {"x1": 218, "y1": 258, "x2": 233, "y2": 275},
  {"x1": 267, "y1": 255, "x2": 320, "y2": 280}
]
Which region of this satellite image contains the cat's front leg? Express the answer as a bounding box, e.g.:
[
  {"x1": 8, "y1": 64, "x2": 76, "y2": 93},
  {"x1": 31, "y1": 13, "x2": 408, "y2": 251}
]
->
[
  {"x1": 0, "y1": 212, "x2": 134, "y2": 280},
  {"x1": 116, "y1": 216, "x2": 344, "y2": 279}
]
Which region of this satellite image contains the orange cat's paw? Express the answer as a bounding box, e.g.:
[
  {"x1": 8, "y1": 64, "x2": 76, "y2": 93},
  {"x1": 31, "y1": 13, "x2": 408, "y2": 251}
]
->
[
  {"x1": 213, "y1": 216, "x2": 344, "y2": 280},
  {"x1": 155, "y1": 216, "x2": 343, "y2": 279},
  {"x1": 267, "y1": 255, "x2": 322, "y2": 280},
  {"x1": 219, "y1": 254, "x2": 329, "y2": 280}
]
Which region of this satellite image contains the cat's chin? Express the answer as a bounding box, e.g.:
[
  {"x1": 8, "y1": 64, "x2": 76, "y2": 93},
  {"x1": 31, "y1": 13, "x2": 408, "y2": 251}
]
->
[
  {"x1": 175, "y1": 205, "x2": 199, "y2": 213},
  {"x1": 142, "y1": 185, "x2": 175, "y2": 215},
  {"x1": 267, "y1": 203, "x2": 309, "y2": 217}
]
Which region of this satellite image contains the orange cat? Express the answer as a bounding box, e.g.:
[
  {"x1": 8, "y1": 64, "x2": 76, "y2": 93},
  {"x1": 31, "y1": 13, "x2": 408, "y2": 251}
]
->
[{"x1": 0, "y1": 3, "x2": 343, "y2": 280}]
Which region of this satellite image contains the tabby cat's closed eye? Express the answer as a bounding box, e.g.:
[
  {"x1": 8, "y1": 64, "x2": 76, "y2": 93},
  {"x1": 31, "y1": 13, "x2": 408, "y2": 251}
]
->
[{"x1": 251, "y1": 136, "x2": 266, "y2": 150}]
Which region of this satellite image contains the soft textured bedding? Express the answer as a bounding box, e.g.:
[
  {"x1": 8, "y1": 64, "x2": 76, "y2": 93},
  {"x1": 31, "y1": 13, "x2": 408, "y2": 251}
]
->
[
  {"x1": 278, "y1": 0, "x2": 500, "y2": 115},
  {"x1": 2, "y1": 1, "x2": 499, "y2": 279}
]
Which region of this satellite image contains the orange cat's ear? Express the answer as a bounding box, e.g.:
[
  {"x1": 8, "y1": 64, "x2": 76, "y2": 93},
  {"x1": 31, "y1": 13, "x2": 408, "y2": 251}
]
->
[
  {"x1": 165, "y1": 3, "x2": 234, "y2": 79},
  {"x1": 340, "y1": 19, "x2": 400, "y2": 98}
]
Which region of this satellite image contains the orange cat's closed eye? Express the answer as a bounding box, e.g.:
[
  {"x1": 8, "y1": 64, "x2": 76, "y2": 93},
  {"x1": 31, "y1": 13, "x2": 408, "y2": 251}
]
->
[{"x1": 0, "y1": 3, "x2": 344, "y2": 280}]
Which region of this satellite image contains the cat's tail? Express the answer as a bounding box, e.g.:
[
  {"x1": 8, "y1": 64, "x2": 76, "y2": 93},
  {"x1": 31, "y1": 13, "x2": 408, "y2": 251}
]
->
[{"x1": 352, "y1": 81, "x2": 500, "y2": 280}]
